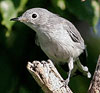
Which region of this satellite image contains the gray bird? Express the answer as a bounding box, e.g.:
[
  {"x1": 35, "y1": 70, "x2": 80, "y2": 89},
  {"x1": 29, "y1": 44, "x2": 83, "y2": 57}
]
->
[{"x1": 10, "y1": 8, "x2": 91, "y2": 85}]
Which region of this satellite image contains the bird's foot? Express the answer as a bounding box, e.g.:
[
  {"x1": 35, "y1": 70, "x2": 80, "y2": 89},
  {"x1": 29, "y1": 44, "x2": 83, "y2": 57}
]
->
[{"x1": 61, "y1": 78, "x2": 69, "y2": 88}]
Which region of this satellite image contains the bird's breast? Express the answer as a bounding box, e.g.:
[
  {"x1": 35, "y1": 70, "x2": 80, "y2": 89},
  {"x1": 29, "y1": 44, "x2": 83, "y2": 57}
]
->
[{"x1": 36, "y1": 26, "x2": 83, "y2": 64}]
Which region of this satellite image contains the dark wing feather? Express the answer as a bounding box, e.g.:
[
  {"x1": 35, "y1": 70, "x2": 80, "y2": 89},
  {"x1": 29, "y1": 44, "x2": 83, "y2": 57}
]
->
[
  {"x1": 64, "y1": 20, "x2": 84, "y2": 44},
  {"x1": 68, "y1": 29, "x2": 80, "y2": 43}
]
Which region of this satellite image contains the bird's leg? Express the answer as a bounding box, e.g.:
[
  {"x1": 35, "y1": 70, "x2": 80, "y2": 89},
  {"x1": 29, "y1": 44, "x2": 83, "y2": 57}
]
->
[
  {"x1": 76, "y1": 60, "x2": 91, "y2": 78},
  {"x1": 65, "y1": 57, "x2": 74, "y2": 85}
]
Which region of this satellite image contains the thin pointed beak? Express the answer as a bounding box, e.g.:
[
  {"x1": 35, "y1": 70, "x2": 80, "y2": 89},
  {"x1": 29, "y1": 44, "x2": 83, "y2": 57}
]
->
[
  {"x1": 10, "y1": 17, "x2": 28, "y2": 22},
  {"x1": 10, "y1": 17, "x2": 20, "y2": 21}
]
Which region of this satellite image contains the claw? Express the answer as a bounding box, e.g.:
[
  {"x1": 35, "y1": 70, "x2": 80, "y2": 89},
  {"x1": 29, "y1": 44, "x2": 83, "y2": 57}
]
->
[{"x1": 64, "y1": 78, "x2": 69, "y2": 85}]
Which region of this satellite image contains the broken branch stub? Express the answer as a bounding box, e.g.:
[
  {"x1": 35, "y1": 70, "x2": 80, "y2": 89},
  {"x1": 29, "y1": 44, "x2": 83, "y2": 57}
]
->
[{"x1": 27, "y1": 59, "x2": 73, "y2": 93}]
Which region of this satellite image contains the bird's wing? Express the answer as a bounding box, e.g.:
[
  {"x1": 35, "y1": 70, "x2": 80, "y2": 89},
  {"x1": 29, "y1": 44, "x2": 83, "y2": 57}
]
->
[{"x1": 63, "y1": 20, "x2": 84, "y2": 44}]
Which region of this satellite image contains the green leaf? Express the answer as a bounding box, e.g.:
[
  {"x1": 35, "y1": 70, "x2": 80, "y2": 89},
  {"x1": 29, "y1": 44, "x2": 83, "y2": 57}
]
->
[
  {"x1": 17, "y1": 0, "x2": 28, "y2": 13},
  {"x1": 0, "y1": 0, "x2": 17, "y2": 31},
  {"x1": 51, "y1": 0, "x2": 66, "y2": 10},
  {"x1": 0, "y1": 0, "x2": 28, "y2": 37}
]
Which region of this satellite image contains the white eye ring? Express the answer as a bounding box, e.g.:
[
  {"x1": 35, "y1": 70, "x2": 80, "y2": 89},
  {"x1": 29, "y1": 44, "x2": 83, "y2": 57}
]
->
[{"x1": 31, "y1": 12, "x2": 38, "y2": 19}]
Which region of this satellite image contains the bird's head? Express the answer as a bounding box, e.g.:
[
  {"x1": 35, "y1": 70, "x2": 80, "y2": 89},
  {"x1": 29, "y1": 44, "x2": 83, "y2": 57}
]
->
[{"x1": 10, "y1": 8, "x2": 52, "y2": 31}]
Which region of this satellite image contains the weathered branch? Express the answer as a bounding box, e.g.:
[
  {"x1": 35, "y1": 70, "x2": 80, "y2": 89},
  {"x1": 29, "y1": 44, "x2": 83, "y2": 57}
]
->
[
  {"x1": 88, "y1": 55, "x2": 100, "y2": 93},
  {"x1": 27, "y1": 59, "x2": 73, "y2": 93}
]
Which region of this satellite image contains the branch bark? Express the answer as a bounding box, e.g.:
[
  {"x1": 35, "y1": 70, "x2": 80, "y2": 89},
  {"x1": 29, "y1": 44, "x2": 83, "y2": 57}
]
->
[
  {"x1": 27, "y1": 59, "x2": 73, "y2": 93},
  {"x1": 88, "y1": 55, "x2": 100, "y2": 93}
]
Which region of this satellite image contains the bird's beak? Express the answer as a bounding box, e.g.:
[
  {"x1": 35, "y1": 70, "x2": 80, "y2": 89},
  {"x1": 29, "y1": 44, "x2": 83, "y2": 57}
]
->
[
  {"x1": 10, "y1": 17, "x2": 20, "y2": 21},
  {"x1": 10, "y1": 17, "x2": 28, "y2": 22}
]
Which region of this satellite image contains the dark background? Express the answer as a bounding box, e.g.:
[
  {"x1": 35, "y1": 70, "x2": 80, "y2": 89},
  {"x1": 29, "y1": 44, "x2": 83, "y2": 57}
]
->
[{"x1": 0, "y1": 0, "x2": 100, "y2": 93}]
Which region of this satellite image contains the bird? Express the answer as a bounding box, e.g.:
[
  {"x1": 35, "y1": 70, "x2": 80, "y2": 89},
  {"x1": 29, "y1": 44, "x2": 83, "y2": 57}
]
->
[{"x1": 10, "y1": 8, "x2": 91, "y2": 85}]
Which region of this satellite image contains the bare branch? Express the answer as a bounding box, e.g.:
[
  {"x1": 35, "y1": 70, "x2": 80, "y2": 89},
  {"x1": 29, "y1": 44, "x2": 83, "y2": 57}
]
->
[
  {"x1": 88, "y1": 55, "x2": 100, "y2": 93},
  {"x1": 27, "y1": 59, "x2": 73, "y2": 93}
]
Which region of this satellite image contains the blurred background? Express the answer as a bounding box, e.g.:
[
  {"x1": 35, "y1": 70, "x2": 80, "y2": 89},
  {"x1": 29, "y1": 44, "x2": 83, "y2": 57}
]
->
[{"x1": 0, "y1": 0, "x2": 100, "y2": 93}]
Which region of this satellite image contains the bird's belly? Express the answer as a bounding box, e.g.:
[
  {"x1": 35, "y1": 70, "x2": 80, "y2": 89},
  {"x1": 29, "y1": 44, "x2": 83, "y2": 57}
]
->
[
  {"x1": 44, "y1": 45, "x2": 69, "y2": 62},
  {"x1": 40, "y1": 39, "x2": 81, "y2": 64},
  {"x1": 41, "y1": 45, "x2": 69, "y2": 63}
]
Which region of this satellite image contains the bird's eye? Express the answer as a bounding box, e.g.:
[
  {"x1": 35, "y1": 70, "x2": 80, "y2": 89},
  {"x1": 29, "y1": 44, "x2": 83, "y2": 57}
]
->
[{"x1": 32, "y1": 14, "x2": 37, "y2": 18}]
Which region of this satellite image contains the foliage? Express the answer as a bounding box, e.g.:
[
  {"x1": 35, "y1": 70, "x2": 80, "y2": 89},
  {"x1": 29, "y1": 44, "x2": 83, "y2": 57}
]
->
[{"x1": 0, "y1": 0, "x2": 100, "y2": 93}]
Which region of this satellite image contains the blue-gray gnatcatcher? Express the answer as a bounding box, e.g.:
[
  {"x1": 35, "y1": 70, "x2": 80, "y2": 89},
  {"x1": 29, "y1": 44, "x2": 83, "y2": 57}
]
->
[{"x1": 10, "y1": 8, "x2": 91, "y2": 85}]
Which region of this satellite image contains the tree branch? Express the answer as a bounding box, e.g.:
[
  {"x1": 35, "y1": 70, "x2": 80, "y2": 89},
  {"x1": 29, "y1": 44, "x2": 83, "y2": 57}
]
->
[
  {"x1": 27, "y1": 59, "x2": 73, "y2": 93},
  {"x1": 88, "y1": 55, "x2": 100, "y2": 93}
]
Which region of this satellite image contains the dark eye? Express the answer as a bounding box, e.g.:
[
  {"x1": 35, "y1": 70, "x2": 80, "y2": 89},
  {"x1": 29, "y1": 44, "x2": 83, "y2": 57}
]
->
[{"x1": 32, "y1": 14, "x2": 37, "y2": 18}]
